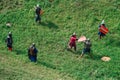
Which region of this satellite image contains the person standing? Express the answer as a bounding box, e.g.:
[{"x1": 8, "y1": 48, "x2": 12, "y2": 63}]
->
[
  {"x1": 28, "y1": 43, "x2": 38, "y2": 62},
  {"x1": 98, "y1": 20, "x2": 108, "y2": 39},
  {"x1": 5, "y1": 32, "x2": 13, "y2": 51},
  {"x1": 80, "y1": 38, "x2": 92, "y2": 58},
  {"x1": 68, "y1": 32, "x2": 78, "y2": 51},
  {"x1": 35, "y1": 4, "x2": 41, "y2": 23},
  {"x1": 98, "y1": 24, "x2": 106, "y2": 39}
]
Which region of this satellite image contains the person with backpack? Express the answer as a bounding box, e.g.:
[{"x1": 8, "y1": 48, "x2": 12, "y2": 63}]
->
[
  {"x1": 28, "y1": 43, "x2": 38, "y2": 62},
  {"x1": 5, "y1": 32, "x2": 13, "y2": 51},
  {"x1": 80, "y1": 38, "x2": 92, "y2": 58},
  {"x1": 35, "y1": 4, "x2": 41, "y2": 23},
  {"x1": 68, "y1": 32, "x2": 78, "y2": 51}
]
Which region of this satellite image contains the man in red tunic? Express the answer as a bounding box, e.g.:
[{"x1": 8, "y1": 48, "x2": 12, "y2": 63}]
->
[{"x1": 68, "y1": 32, "x2": 78, "y2": 51}]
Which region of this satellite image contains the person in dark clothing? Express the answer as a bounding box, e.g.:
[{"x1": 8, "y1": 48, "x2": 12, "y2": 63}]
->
[
  {"x1": 8, "y1": 32, "x2": 13, "y2": 42},
  {"x1": 5, "y1": 32, "x2": 13, "y2": 51},
  {"x1": 80, "y1": 38, "x2": 92, "y2": 58},
  {"x1": 28, "y1": 43, "x2": 38, "y2": 62},
  {"x1": 35, "y1": 4, "x2": 41, "y2": 23}
]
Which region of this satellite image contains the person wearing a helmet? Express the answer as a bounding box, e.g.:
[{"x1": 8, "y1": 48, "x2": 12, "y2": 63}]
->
[
  {"x1": 35, "y1": 4, "x2": 41, "y2": 23},
  {"x1": 80, "y1": 38, "x2": 92, "y2": 58},
  {"x1": 5, "y1": 32, "x2": 13, "y2": 51},
  {"x1": 98, "y1": 20, "x2": 106, "y2": 39},
  {"x1": 28, "y1": 43, "x2": 38, "y2": 62},
  {"x1": 68, "y1": 32, "x2": 78, "y2": 51}
]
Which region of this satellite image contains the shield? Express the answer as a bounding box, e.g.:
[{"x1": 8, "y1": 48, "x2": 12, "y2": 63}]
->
[
  {"x1": 99, "y1": 25, "x2": 109, "y2": 34},
  {"x1": 78, "y1": 36, "x2": 86, "y2": 42},
  {"x1": 40, "y1": 10, "x2": 44, "y2": 15},
  {"x1": 101, "y1": 56, "x2": 111, "y2": 61}
]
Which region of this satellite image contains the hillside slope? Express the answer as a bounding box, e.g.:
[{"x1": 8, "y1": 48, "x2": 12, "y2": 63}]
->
[
  {"x1": 0, "y1": 52, "x2": 74, "y2": 80},
  {"x1": 0, "y1": 0, "x2": 120, "y2": 80}
]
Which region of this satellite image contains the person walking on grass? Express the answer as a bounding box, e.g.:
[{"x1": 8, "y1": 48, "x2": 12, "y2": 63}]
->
[
  {"x1": 98, "y1": 20, "x2": 109, "y2": 39},
  {"x1": 35, "y1": 4, "x2": 41, "y2": 23},
  {"x1": 5, "y1": 32, "x2": 13, "y2": 51},
  {"x1": 28, "y1": 43, "x2": 38, "y2": 62},
  {"x1": 68, "y1": 32, "x2": 78, "y2": 51},
  {"x1": 80, "y1": 38, "x2": 92, "y2": 58}
]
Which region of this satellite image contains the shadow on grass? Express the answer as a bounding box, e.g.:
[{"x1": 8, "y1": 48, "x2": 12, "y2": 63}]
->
[
  {"x1": 15, "y1": 49, "x2": 26, "y2": 55},
  {"x1": 110, "y1": 40, "x2": 120, "y2": 47},
  {"x1": 105, "y1": 36, "x2": 120, "y2": 47},
  {"x1": 91, "y1": 54, "x2": 103, "y2": 60},
  {"x1": 66, "y1": 48, "x2": 81, "y2": 55},
  {"x1": 75, "y1": 50, "x2": 82, "y2": 55},
  {"x1": 78, "y1": 50, "x2": 102, "y2": 60},
  {"x1": 66, "y1": 48, "x2": 75, "y2": 53},
  {"x1": 40, "y1": 21, "x2": 58, "y2": 29},
  {"x1": 37, "y1": 61, "x2": 56, "y2": 70}
]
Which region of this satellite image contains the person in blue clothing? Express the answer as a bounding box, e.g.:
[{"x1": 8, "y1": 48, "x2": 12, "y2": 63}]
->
[{"x1": 28, "y1": 43, "x2": 38, "y2": 62}]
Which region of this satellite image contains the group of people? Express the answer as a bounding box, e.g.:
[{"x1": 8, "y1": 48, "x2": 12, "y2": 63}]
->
[
  {"x1": 5, "y1": 32, "x2": 38, "y2": 62},
  {"x1": 5, "y1": 33, "x2": 38, "y2": 62},
  {"x1": 4, "y1": 4, "x2": 109, "y2": 62},
  {"x1": 68, "y1": 20, "x2": 109, "y2": 58},
  {"x1": 4, "y1": 4, "x2": 41, "y2": 62},
  {"x1": 68, "y1": 32, "x2": 92, "y2": 58}
]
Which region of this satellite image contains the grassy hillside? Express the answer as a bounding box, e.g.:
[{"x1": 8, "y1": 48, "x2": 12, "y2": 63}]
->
[{"x1": 0, "y1": 0, "x2": 120, "y2": 80}]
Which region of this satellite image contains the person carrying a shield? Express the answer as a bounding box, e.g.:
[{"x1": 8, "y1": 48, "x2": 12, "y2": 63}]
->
[
  {"x1": 98, "y1": 20, "x2": 109, "y2": 39},
  {"x1": 35, "y1": 4, "x2": 41, "y2": 23}
]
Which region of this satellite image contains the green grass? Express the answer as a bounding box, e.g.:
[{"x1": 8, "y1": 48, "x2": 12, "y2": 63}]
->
[{"x1": 0, "y1": 0, "x2": 120, "y2": 80}]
